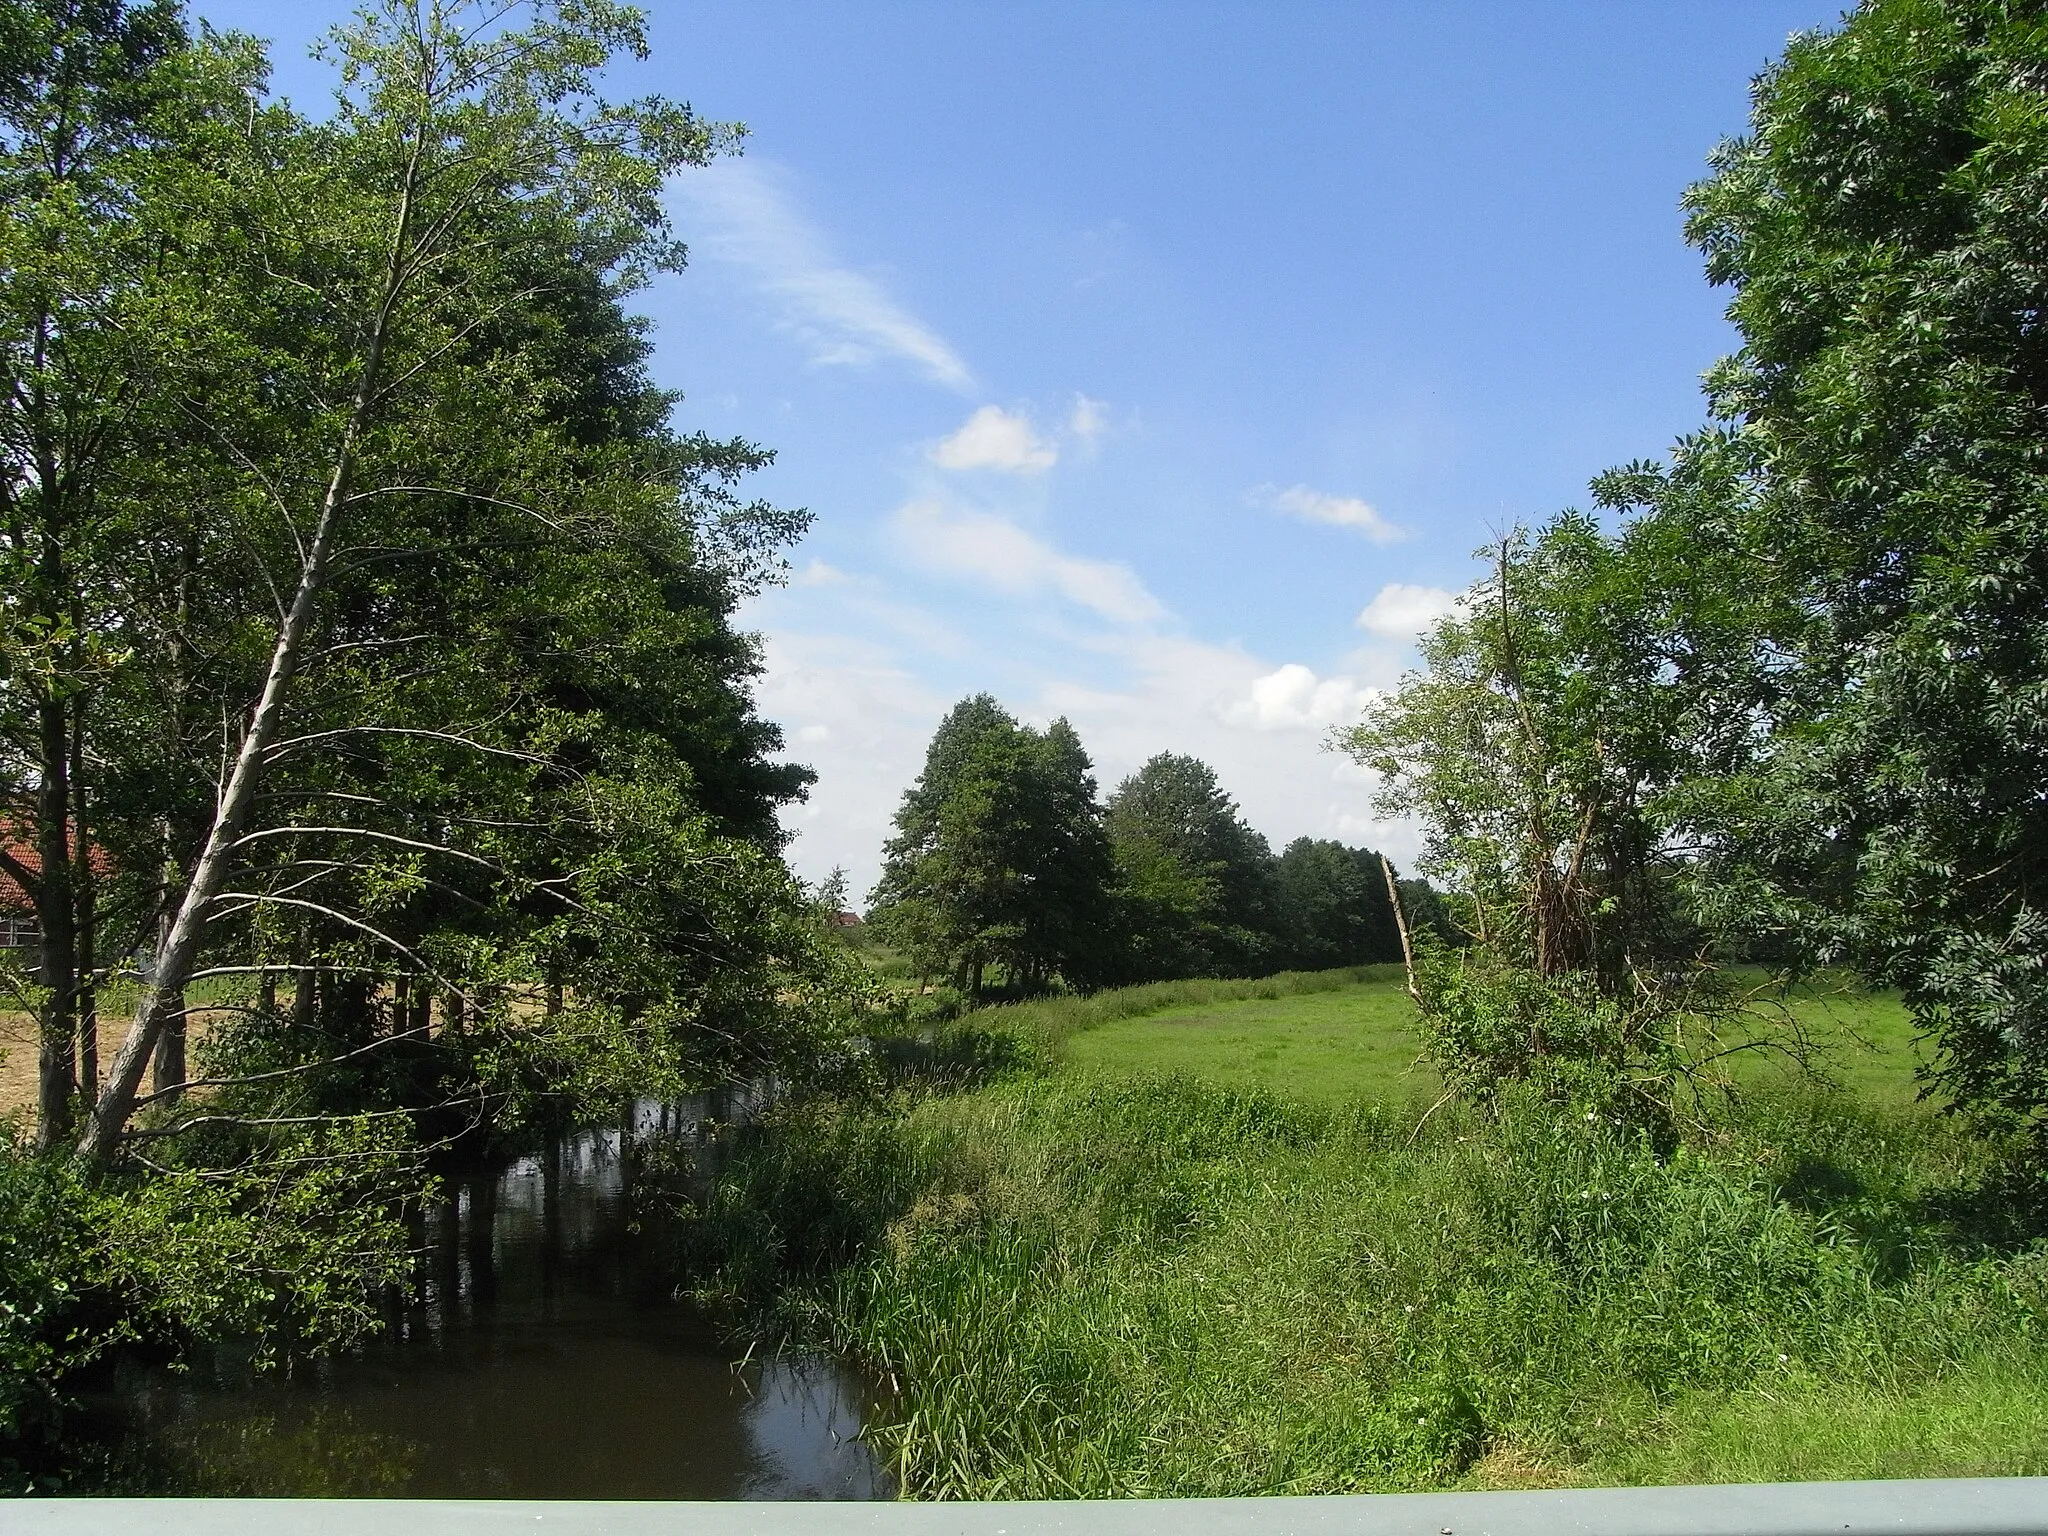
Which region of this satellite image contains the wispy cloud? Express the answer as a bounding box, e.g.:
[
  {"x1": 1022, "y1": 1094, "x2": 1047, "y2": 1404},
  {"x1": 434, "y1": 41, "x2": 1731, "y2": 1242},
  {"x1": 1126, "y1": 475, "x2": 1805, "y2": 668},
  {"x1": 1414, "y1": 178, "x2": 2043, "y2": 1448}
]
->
[
  {"x1": 1355, "y1": 581, "x2": 1460, "y2": 640},
  {"x1": 1068, "y1": 394, "x2": 1109, "y2": 447},
  {"x1": 1259, "y1": 483, "x2": 1407, "y2": 544},
  {"x1": 929, "y1": 405, "x2": 1058, "y2": 474},
  {"x1": 675, "y1": 161, "x2": 974, "y2": 391},
  {"x1": 893, "y1": 499, "x2": 1166, "y2": 626}
]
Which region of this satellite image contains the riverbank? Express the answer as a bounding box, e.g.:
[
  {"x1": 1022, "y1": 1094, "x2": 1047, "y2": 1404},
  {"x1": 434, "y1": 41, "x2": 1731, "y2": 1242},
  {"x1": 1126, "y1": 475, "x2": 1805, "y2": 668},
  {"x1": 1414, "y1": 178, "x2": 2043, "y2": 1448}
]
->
[{"x1": 672, "y1": 970, "x2": 2048, "y2": 1496}]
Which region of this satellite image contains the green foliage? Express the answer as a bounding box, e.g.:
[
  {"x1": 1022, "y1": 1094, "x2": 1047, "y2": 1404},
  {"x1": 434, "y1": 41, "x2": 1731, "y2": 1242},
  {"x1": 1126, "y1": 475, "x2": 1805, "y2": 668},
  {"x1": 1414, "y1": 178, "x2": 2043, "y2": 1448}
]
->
[
  {"x1": 1269, "y1": 838, "x2": 1405, "y2": 972},
  {"x1": 0, "y1": 1141, "x2": 101, "y2": 1473},
  {"x1": 1572, "y1": 0, "x2": 2048, "y2": 1133},
  {"x1": 1103, "y1": 752, "x2": 1278, "y2": 981},
  {"x1": 0, "y1": 1120, "x2": 417, "y2": 1485},
  {"x1": 869, "y1": 697, "x2": 1114, "y2": 994},
  {"x1": 874, "y1": 708, "x2": 1439, "y2": 996},
  {"x1": 1335, "y1": 519, "x2": 1720, "y2": 988},
  {"x1": 675, "y1": 1068, "x2": 2048, "y2": 1497},
  {"x1": 89, "y1": 1119, "x2": 415, "y2": 1359}
]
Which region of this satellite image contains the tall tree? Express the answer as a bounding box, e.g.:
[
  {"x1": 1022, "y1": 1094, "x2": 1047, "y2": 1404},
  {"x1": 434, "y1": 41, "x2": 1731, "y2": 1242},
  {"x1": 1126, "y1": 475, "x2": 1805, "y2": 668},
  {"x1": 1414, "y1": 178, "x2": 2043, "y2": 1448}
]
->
[
  {"x1": 1103, "y1": 752, "x2": 1275, "y2": 981},
  {"x1": 870, "y1": 697, "x2": 1111, "y2": 995},
  {"x1": 0, "y1": 0, "x2": 275, "y2": 1145},
  {"x1": 74, "y1": 0, "x2": 747, "y2": 1159},
  {"x1": 1610, "y1": 0, "x2": 2048, "y2": 1128}
]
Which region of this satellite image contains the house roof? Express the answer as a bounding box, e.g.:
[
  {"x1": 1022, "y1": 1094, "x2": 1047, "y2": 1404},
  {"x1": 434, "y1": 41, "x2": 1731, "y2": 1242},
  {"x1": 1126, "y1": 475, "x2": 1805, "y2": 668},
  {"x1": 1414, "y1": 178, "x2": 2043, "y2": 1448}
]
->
[{"x1": 0, "y1": 819, "x2": 115, "y2": 915}]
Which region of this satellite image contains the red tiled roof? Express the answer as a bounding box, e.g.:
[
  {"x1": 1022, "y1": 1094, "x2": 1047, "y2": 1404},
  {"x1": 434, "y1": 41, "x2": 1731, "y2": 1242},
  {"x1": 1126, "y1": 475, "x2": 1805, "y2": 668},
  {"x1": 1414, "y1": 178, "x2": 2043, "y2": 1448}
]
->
[{"x1": 0, "y1": 819, "x2": 114, "y2": 914}]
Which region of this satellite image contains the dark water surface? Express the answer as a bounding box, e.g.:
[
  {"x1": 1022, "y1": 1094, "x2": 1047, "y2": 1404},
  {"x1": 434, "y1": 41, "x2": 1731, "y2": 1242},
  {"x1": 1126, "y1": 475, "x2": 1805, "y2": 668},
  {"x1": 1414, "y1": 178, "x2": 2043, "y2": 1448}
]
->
[{"x1": 96, "y1": 1102, "x2": 890, "y2": 1499}]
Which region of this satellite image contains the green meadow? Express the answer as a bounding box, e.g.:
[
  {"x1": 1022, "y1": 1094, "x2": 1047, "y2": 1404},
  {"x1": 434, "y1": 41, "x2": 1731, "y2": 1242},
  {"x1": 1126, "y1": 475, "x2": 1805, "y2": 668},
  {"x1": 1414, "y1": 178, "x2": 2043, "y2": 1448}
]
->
[
  {"x1": 1026, "y1": 966, "x2": 1924, "y2": 1110},
  {"x1": 675, "y1": 967, "x2": 2048, "y2": 1498}
]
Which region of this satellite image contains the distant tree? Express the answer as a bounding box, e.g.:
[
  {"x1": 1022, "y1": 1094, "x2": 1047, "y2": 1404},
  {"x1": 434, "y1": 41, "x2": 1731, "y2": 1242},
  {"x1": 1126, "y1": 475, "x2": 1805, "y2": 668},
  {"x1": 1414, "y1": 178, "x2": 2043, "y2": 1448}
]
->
[
  {"x1": 1103, "y1": 753, "x2": 1275, "y2": 981},
  {"x1": 869, "y1": 697, "x2": 1111, "y2": 995},
  {"x1": 1269, "y1": 838, "x2": 1404, "y2": 971}
]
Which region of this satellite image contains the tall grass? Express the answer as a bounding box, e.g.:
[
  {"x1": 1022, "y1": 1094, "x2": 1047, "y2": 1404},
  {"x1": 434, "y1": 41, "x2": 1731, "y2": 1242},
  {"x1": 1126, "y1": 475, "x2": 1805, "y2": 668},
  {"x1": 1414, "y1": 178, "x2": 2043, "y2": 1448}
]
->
[{"x1": 677, "y1": 1072, "x2": 2048, "y2": 1497}]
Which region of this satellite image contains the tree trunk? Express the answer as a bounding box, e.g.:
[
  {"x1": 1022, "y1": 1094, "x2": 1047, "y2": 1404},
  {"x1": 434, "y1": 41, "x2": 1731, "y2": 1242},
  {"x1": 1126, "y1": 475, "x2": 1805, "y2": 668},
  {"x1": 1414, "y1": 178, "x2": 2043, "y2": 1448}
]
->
[
  {"x1": 71, "y1": 709, "x2": 98, "y2": 1104},
  {"x1": 34, "y1": 699, "x2": 76, "y2": 1149},
  {"x1": 292, "y1": 949, "x2": 317, "y2": 1036},
  {"x1": 150, "y1": 902, "x2": 186, "y2": 1107}
]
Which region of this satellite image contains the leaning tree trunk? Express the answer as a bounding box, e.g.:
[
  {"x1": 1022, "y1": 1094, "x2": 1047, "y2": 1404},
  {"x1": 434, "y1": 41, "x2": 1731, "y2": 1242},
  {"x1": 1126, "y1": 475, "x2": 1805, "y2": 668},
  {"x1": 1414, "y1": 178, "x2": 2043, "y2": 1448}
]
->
[{"x1": 75, "y1": 150, "x2": 422, "y2": 1162}]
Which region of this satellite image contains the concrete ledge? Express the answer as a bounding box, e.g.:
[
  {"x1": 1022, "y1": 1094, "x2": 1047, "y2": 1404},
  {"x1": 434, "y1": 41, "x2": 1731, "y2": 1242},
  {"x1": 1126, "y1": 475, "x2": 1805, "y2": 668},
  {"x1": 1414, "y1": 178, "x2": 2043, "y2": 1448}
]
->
[{"x1": 9, "y1": 1480, "x2": 2048, "y2": 1536}]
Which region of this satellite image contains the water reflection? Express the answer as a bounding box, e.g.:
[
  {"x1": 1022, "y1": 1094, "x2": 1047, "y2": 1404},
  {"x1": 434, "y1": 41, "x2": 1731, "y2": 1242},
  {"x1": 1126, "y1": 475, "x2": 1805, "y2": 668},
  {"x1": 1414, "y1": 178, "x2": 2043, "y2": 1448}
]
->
[{"x1": 104, "y1": 1097, "x2": 889, "y2": 1499}]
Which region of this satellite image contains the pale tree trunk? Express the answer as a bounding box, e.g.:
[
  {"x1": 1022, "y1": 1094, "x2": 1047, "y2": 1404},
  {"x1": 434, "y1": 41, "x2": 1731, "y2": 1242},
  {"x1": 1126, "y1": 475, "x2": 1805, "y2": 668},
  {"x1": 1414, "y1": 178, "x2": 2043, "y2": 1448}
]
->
[
  {"x1": 150, "y1": 897, "x2": 185, "y2": 1108},
  {"x1": 72, "y1": 712, "x2": 98, "y2": 1103},
  {"x1": 1381, "y1": 855, "x2": 1422, "y2": 1009},
  {"x1": 75, "y1": 140, "x2": 424, "y2": 1162}
]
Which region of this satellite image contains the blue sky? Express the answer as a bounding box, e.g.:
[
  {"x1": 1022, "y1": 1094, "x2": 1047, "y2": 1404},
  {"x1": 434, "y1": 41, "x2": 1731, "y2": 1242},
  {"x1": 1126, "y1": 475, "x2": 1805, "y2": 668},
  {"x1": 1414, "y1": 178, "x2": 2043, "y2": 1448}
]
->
[{"x1": 198, "y1": 0, "x2": 1832, "y2": 898}]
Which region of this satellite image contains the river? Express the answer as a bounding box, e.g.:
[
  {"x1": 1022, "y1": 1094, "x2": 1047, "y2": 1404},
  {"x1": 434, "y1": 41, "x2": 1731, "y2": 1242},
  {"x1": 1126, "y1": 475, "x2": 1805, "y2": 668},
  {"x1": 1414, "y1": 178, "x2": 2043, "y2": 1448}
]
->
[{"x1": 89, "y1": 1101, "x2": 891, "y2": 1499}]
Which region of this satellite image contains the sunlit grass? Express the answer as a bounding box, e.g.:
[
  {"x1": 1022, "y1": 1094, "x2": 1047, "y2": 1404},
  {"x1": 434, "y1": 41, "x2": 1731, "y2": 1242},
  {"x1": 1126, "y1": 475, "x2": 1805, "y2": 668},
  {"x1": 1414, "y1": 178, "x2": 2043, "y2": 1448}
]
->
[
  {"x1": 673, "y1": 964, "x2": 2032, "y2": 1497},
  {"x1": 1058, "y1": 975, "x2": 1427, "y2": 1106}
]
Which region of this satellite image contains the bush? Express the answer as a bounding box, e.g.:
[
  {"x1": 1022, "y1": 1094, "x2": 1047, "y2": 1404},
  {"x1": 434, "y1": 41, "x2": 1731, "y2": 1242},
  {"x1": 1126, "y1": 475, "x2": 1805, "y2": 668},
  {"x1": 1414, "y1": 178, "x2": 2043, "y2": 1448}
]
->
[
  {"x1": 0, "y1": 1144, "x2": 109, "y2": 1481},
  {"x1": 0, "y1": 1117, "x2": 418, "y2": 1489}
]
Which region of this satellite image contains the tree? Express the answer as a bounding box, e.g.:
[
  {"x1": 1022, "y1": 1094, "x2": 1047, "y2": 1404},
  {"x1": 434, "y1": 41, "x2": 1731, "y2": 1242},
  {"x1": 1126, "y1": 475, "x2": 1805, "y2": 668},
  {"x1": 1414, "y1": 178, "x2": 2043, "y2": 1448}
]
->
[
  {"x1": 0, "y1": 0, "x2": 282, "y2": 1145},
  {"x1": 1336, "y1": 519, "x2": 1735, "y2": 993},
  {"x1": 1607, "y1": 0, "x2": 2048, "y2": 1130},
  {"x1": 1332, "y1": 519, "x2": 1747, "y2": 1105},
  {"x1": 1269, "y1": 837, "x2": 1404, "y2": 972},
  {"x1": 1102, "y1": 752, "x2": 1275, "y2": 981},
  {"x1": 869, "y1": 697, "x2": 1111, "y2": 995},
  {"x1": 64, "y1": 0, "x2": 725, "y2": 1158}
]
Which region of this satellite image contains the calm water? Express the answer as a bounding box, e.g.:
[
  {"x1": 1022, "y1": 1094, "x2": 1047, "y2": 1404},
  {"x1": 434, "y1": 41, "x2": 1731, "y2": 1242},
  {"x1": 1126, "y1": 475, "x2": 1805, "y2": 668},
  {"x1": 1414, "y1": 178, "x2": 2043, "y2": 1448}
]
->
[{"x1": 96, "y1": 1101, "x2": 891, "y2": 1499}]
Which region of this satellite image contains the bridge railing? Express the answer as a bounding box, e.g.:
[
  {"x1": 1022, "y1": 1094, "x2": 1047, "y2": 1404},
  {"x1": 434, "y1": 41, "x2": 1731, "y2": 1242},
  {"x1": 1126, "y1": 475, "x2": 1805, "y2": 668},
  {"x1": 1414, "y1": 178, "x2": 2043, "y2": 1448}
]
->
[{"x1": 11, "y1": 1479, "x2": 2048, "y2": 1536}]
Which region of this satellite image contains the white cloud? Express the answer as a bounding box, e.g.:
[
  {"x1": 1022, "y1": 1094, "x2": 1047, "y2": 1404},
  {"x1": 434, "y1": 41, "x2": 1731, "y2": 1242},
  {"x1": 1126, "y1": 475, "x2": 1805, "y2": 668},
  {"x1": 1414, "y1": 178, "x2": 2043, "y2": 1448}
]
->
[
  {"x1": 1224, "y1": 663, "x2": 1379, "y2": 732},
  {"x1": 674, "y1": 161, "x2": 974, "y2": 391},
  {"x1": 893, "y1": 499, "x2": 1166, "y2": 626},
  {"x1": 929, "y1": 405, "x2": 1058, "y2": 474},
  {"x1": 1068, "y1": 394, "x2": 1108, "y2": 447},
  {"x1": 747, "y1": 607, "x2": 1418, "y2": 897},
  {"x1": 1355, "y1": 582, "x2": 1461, "y2": 640},
  {"x1": 1262, "y1": 483, "x2": 1407, "y2": 544},
  {"x1": 746, "y1": 630, "x2": 952, "y2": 903},
  {"x1": 790, "y1": 559, "x2": 853, "y2": 587}
]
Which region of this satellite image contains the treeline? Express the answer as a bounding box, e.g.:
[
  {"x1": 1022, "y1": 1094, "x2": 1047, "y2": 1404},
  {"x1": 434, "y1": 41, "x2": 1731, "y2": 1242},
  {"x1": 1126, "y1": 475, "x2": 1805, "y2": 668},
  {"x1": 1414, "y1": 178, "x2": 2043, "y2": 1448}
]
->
[
  {"x1": 866, "y1": 694, "x2": 1444, "y2": 996},
  {"x1": 1335, "y1": 0, "x2": 2048, "y2": 1142},
  {"x1": 0, "y1": 0, "x2": 856, "y2": 1461}
]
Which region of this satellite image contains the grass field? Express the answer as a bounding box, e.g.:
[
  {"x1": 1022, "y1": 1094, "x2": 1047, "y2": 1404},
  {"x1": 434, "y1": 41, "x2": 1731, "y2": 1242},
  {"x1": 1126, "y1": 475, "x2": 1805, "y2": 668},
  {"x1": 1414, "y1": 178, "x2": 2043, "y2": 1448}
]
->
[
  {"x1": 1058, "y1": 976, "x2": 1430, "y2": 1105},
  {"x1": 669, "y1": 961, "x2": 2048, "y2": 1498},
  {"x1": 1013, "y1": 965, "x2": 1928, "y2": 1113}
]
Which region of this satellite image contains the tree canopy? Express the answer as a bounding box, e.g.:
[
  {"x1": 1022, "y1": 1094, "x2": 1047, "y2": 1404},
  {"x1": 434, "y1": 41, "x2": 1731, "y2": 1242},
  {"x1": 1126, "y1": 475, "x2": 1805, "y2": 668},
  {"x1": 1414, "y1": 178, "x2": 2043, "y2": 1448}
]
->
[{"x1": 872, "y1": 704, "x2": 1414, "y2": 995}]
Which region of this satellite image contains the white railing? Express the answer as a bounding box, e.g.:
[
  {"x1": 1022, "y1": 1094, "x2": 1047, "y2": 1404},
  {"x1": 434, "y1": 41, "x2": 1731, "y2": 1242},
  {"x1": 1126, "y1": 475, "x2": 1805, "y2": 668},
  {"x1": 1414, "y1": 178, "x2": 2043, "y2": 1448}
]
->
[{"x1": 10, "y1": 1480, "x2": 2048, "y2": 1536}]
